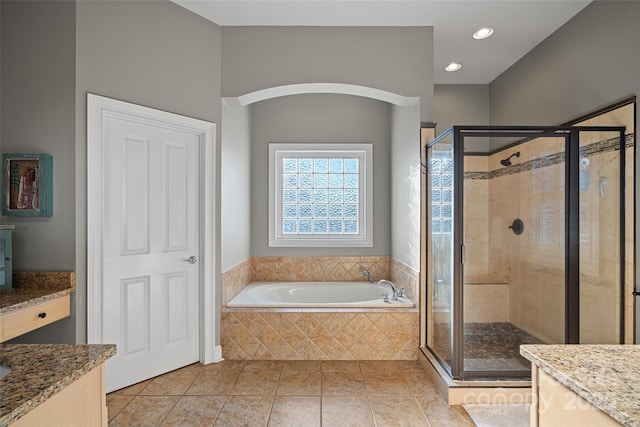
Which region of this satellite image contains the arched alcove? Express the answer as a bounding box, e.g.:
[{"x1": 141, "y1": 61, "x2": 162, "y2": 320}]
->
[
  {"x1": 221, "y1": 83, "x2": 421, "y2": 275},
  {"x1": 237, "y1": 83, "x2": 419, "y2": 107}
]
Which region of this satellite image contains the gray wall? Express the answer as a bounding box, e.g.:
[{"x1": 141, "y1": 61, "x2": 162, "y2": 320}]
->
[
  {"x1": 490, "y1": 1, "x2": 639, "y2": 129},
  {"x1": 0, "y1": 2, "x2": 2, "y2": 157},
  {"x1": 221, "y1": 99, "x2": 251, "y2": 271},
  {"x1": 221, "y1": 26, "x2": 434, "y2": 122},
  {"x1": 1, "y1": 0, "x2": 77, "y2": 343},
  {"x1": 0, "y1": 0, "x2": 223, "y2": 344},
  {"x1": 434, "y1": 84, "x2": 490, "y2": 134},
  {"x1": 250, "y1": 94, "x2": 392, "y2": 256},
  {"x1": 76, "y1": 0, "x2": 223, "y2": 344},
  {"x1": 222, "y1": 26, "x2": 432, "y2": 260},
  {"x1": 489, "y1": 0, "x2": 639, "y2": 343},
  {"x1": 391, "y1": 104, "x2": 421, "y2": 270}
]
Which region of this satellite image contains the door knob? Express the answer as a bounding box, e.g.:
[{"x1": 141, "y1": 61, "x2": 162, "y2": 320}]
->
[{"x1": 183, "y1": 256, "x2": 198, "y2": 264}]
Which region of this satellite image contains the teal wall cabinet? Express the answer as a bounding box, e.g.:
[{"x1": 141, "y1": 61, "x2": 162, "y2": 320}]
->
[{"x1": 0, "y1": 226, "x2": 14, "y2": 290}]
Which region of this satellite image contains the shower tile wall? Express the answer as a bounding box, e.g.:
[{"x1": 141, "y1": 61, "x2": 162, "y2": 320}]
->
[
  {"x1": 463, "y1": 156, "x2": 494, "y2": 283},
  {"x1": 465, "y1": 127, "x2": 634, "y2": 344},
  {"x1": 463, "y1": 284, "x2": 509, "y2": 323},
  {"x1": 489, "y1": 137, "x2": 566, "y2": 344},
  {"x1": 463, "y1": 156, "x2": 511, "y2": 324},
  {"x1": 577, "y1": 141, "x2": 620, "y2": 343}
]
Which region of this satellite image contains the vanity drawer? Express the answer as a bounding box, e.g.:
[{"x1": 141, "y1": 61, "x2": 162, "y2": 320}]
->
[{"x1": 1, "y1": 295, "x2": 70, "y2": 342}]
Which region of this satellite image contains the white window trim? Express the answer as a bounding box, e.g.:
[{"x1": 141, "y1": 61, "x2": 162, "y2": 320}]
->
[{"x1": 269, "y1": 143, "x2": 373, "y2": 247}]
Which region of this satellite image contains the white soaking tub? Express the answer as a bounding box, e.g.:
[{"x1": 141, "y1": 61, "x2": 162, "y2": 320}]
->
[{"x1": 227, "y1": 281, "x2": 414, "y2": 308}]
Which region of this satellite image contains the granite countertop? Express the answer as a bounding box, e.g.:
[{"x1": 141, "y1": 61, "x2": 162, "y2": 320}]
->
[
  {"x1": 521, "y1": 344, "x2": 640, "y2": 427},
  {"x1": 0, "y1": 272, "x2": 75, "y2": 315},
  {"x1": 0, "y1": 343, "x2": 116, "y2": 425}
]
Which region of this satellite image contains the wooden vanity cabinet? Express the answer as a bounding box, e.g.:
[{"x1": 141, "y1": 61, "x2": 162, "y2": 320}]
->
[
  {"x1": 10, "y1": 364, "x2": 108, "y2": 426},
  {"x1": 0, "y1": 295, "x2": 70, "y2": 342},
  {"x1": 530, "y1": 365, "x2": 621, "y2": 426}
]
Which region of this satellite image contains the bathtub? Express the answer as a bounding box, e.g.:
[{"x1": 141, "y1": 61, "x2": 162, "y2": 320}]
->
[{"x1": 227, "y1": 281, "x2": 414, "y2": 308}]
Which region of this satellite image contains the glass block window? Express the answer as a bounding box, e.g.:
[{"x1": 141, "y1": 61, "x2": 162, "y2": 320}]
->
[
  {"x1": 431, "y1": 152, "x2": 453, "y2": 234},
  {"x1": 269, "y1": 143, "x2": 372, "y2": 247}
]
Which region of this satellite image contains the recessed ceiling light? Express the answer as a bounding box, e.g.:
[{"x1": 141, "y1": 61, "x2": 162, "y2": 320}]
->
[
  {"x1": 445, "y1": 62, "x2": 462, "y2": 72},
  {"x1": 473, "y1": 27, "x2": 494, "y2": 40}
]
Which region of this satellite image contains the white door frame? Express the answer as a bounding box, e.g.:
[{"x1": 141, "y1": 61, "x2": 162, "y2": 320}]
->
[{"x1": 87, "y1": 94, "x2": 221, "y2": 364}]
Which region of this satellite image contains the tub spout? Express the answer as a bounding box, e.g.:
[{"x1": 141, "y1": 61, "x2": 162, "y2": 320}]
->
[
  {"x1": 378, "y1": 279, "x2": 398, "y2": 301},
  {"x1": 362, "y1": 270, "x2": 374, "y2": 283}
]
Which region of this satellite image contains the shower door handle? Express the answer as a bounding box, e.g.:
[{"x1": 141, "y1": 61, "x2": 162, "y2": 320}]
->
[{"x1": 461, "y1": 244, "x2": 465, "y2": 264}]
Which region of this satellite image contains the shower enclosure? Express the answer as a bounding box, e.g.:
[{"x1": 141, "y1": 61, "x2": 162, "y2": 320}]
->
[{"x1": 425, "y1": 125, "x2": 629, "y2": 380}]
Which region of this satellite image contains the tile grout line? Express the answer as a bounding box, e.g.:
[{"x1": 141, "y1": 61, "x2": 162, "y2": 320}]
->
[
  {"x1": 265, "y1": 364, "x2": 284, "y2": 426},
  {"x1": 157, "y1": 368, "x2": 201, "y2": 426},
  {"x1": 414, "y1": 395, "x2": 434, "y2": 427},
  {"x1": 156, "y1": 395, "x2": 181, "y2": 426},
  {"x1": 360, "y1": 361, "x2": 380, "y2": 427},
  {"x1": 319, "y1": 363, "x2": 323, "y2": 427}
]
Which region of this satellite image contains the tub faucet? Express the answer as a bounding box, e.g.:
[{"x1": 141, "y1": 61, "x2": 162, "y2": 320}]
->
[
  {"x1": 362, "y1": 270, "x2": 374, "y2": 283},
  {"x1": 378, "y1": 279, "x2": 398, "y2": 301}
]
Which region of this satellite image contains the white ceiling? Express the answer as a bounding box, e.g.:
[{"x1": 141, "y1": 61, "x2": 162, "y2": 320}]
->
[{"x1": 172, "y1": 0, "x2": 592, "y2": 84}]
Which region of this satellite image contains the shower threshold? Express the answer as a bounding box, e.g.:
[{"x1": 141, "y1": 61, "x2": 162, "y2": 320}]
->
[
  {"x1": 420, "y1": 322, "x2": 543, "y2": 405},
  {"x1": 419, "y1": 347, "x2": 533, "y2": 405}
]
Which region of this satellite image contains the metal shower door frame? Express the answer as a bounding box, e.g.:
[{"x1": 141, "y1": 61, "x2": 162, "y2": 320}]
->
[{"x1": 427, "y1": 124, "x2": 627, "y2": 381}]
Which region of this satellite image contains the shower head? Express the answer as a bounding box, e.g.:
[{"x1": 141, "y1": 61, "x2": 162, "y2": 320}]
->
[{"x1": 500, "y1": 151, "x2": 520, "y2": 167}]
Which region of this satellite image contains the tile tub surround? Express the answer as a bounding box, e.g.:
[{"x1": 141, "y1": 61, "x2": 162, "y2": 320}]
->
[
  {"x1": 222, "y1": 309, "x2": 419, "y2": 360},
  {"x1": 222, "y1": 258, "x2": 419, "y2": 362},
  {"x1": 106, "y1": 359, "x2": 475, "y2": 426},
  {"x1": 521, "y1": 344, "x2": 640, "y2": 426},
  {"x1": 389, "y1": 257, "x2": 419, "y2": 302},
  {"x1": 0, "y1": 343, "x2": 116, "y2": 425},
  {"x1": 223, "y1": 256, "x2": 404, "y2": 305},
  {"x1": 222, "y1": 259, "x2": 253, "y2": 306},
  {"x1": 251, "y1": 256, "x2": 390, "y2": 283}
]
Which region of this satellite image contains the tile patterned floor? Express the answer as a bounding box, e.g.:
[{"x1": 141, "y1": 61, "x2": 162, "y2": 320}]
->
[{"x1": 107, "y1": 360, "x2": 476, "y2": 426}]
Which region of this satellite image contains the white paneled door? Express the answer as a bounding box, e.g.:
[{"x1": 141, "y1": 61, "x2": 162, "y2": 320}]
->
[
  {"x1": 102, "y1": 117, "x2": 199, "y2": 392},
  {"x1": 88, "y1": 95, "x2": 217, "y2": 393}
]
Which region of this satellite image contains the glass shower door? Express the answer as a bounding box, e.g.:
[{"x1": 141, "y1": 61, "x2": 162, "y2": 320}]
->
[
  {"x1": 426, "y1": 133, "x2": 455, "y2": 373},
  {"x1": 578, "y1": 129, "x2": 625, "y2": 344},
  {"x1": 461, "y1": 134, "x2": 566, "y2": 376}
]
